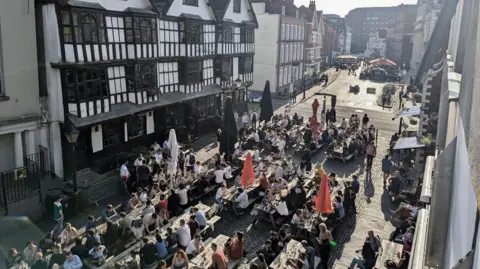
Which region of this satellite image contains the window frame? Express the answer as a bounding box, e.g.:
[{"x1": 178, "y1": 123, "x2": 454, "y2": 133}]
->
[
  {"x1": 135, "y1": 63, "x2": 157, "y2": 92},
  {"x1": 127, "y1": 114, "x2": 146, "y2": 139},
  {"x1": 223, "y1": 25, "x2": 234, "y2": 43},
  {"x1": 233, "y1": 0, "x2": 241, "y2": 13},
  {"x1": 61, "y1": 10, "x2": 106, "y2": 44},
  {"x1": 102, "y1": 120, "x2": 124, "y2": 148},
  {"x1": 124, "y1": 16, "x2": 157, "y2": 44},
  {"x1": 183, "y1": 0, "x2": 198, "y2": 7},
  {"x1": 64, "y1": 69, "x2": 109, "y2": 103},
  {"x1": 179, "y1": 61, "x2": 203, "y2": 85},
  {"x1": 180, "y1": 20, "x2": 203, "y2": 44}
]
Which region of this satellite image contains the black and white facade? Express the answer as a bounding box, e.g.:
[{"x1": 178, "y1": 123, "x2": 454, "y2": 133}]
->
[{"x1": 36, "y1": 0, "x2": 257, "y2": 175}]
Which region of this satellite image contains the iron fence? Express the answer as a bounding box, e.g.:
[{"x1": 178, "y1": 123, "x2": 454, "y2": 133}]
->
[{"x1": 0, "y1": 149, "x2": 45, "y2": 214}]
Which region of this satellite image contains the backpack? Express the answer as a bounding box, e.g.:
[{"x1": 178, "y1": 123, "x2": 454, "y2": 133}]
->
[{"x1": 189, "y1": 154, "x2": 196, "y2": 165}]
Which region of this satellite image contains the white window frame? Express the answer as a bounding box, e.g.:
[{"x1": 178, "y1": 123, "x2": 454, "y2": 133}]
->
[
  {"x1": 281, "y1": 24, "x2": 285, "y2": 40},
  {"x1": 280, "y1": 44, "x2": 284, "y2": 63},
  {"x1": 279, "y1": 67, "x2": 283, "y2": 86}
]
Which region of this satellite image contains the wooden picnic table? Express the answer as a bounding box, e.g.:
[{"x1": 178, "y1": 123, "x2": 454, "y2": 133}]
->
[
  {"x1": 374, "y1": 240, "x2": 403, "y2": 269},
  {"x1": 190, "y1": 234, "x2": 241, "y2": 269},
  {"x1": 269, "y1": 239, "x2": 305, "y2": 269},
  {"x1": 223, "y1": 182, "x2": 260, "y2": 202}
]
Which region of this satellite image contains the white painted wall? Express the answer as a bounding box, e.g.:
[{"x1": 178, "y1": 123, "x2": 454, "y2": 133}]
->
[
  {"x1": 252, "y1": 3, "x2": 266, "y2": 15},
  {"x1": 42, "y1": 4, "x2": 65, "y2": 177},
  {"x1": 448, "y1": 0, "x2": 463, "y2": 65},
  {"x1": 0, "y1": 134, "x2": 15, "y2": 172},
  {"x1": 224, "y1": 0, "x2": 254, "y2": 23},
  {"x1": 167, "y1": 0, "x2": 215, "y2": 21},
  {"x1": 146, "y1": 113, "x2": 154, "y2": 134},
  {"x1": 252, "y1": 14, "x2": 279, "y2": 92},
  {"x1": 91, "y1": 125, "x2": 103, "y2": 153}
]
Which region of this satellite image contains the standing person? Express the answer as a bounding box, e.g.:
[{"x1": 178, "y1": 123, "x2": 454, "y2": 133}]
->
[
  {"x1": 31, "y1": 252, "x2": 47, "y2": 269},
  {"x1": 317, "y1": 223, "x2": 333, "y2": 269},
  {"x1": 351, "y1": 175, "x2": 360, "y2": 212},
  {"x1": 366, "y1": 141, "x2": 376, "y2": 170},
  {"x1": 324, "y1": 74, "x2": 329, "y2": 86},
  {"x1": 325, "y1": 109, "x2": 331, "y2": 126},
  {"x1": 216, "y1": 129, "x2": 222, "y2": 147},
  {"x1": 242, "y1": 112, "x2": 249, "y2": 128},
  {"x1": 382, "y1": 155, "x2": 393, "y2": 186},
  {"x1": 176, "y1": 219, "x2": 191, "y2": 249},
  {"x1": 52, "y1": 197, "x2": 63, "y2": 239},
  {"x1": 362, "y1": 114, "x2": 369, "y2": 129},
  {"x1": 211, "y1": 243, "x2": 228, "y2": 269},
  {"x1": 251, "y1": 109, "x2": 258, "y2": 130},
  {"x1": 362, "y1": 231, "x2": 382, "y2": 269},
  {"x1": 185, "y1": 152, "x2": 196, "y2": 172},
  {"x1": 301, "y1": 240, "x2": 315, "y2": 269}
]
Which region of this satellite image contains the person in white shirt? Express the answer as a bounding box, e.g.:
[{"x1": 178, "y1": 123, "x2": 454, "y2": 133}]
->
[
  {"x1": 277, "y1": 137, "x2": 286, "y2": 156},
  {"x1": 120, "y1": 161, "x2": 130, "y2": 180},
  {"x1": 134, "y1": 154, "x2": 144, "y2": 168},
  {"x1": 234, "y1": 188, "x2": 249, "y2": 215},
  {"x1": 266, "y1": 154, "x2": 274, "y2": 163},
  {"x1": 251, "y1": 109, "x2": 258, "y2": 129},
  {"x1": 283, "y1": 117, "x2": 289, "y2": 128},
  {"x1": 142, "y1": 200, "x2": 156, "y2": 217},
  {"x1": 213, "y1": 166, "x2": 225, "y2": 184},
  {"x1": 176, "y1": 220, "x2": 191, "y2": 248},
  {"x1": 224, "y1": 162, "x2": 233, "y2": 179},
  {"x1": 234, "y1": 110, "x2": 239, "y2": 122},
  {"x1": 291, "y1": 209, "x2": 304, "y2": 225},
  {"x1": 233, "y1": 147, "x2": 243, "y2": 158},
  {"x1": 255, "y1": 160, "x2": 265, "y2": 175},
  {"x1": 162, "y1": 140, "x2": 168, "y2": 151},
  {"x1": 275, "y1": 198, "x2": 289, "y2": 216},
  {"x1": 154, "y1": 151, "x2": 163, "y2": 163},
  {"x1": 340, "y1": 118, "x2": 347, "y2": 129},
  {"x1": 143, "y1": 212, "x2": 162, "y2": 234},
  {"x1": 253, "y1": 149, "x2": 261, "y2": 162},
  {"x1": 252, "y1": 131, "x2": 260, "y2": 143},
  {"x1": 193, "y1": 161, "x2": 203, "y2": 176},
  {"x1": 242, "y1": 112, "x2": 249, "y2": 127},
  {"x1": 185, "y1": 153, "x2": 196, "y2": 172},
  {"x1": 130, "y1": 220, "x2": 144, "y2": 240},
  {"x1": 274, "y1": 164, "x2": 283, "y2": 180},
  {"x1": 185, "y1": 234, "x2": 205, "y2": 257},
  {"x1": 176, "y1": 184, "x2": 189, "y2": 208},
  {"x1": 215, "y1": 183, "x2": 227, "y2": 212}
]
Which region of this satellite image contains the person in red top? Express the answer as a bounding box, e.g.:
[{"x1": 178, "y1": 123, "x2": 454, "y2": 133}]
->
[
  {"x1": 259, "y1": 173, "x2": 270, "y2": 191},
  {"x1": 211, "y1": 242, "x2": 228, "y2": 269},
  {"x1": 226, "y1": 231, "x2": 244, "y2": 260},
  {"x1": 156, "y1": 194, "x2": 168, "y2": 218}
]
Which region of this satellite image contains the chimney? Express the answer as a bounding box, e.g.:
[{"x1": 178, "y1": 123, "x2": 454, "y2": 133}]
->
[{"x1": 309, "y1": 0, "x2": 315, "y2": 11}]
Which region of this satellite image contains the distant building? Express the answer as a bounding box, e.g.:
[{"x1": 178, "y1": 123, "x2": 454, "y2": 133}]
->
[
  {"x1": 346, "y1": 4, "x2": 417, "y2": 53},
  {"x1": 411, "y1": 0, "x2": 443, "y2": 71},
  {"x1": 251, "y1": 0, "x2": 306, "y2": 97},
  {"x1": 324, "y1": 14, "x2": 346, "y2": 53},
  {"x1": 345, "y1": 25, "x2": 352, "y2": 54},
  {"x1": 297, "y1": 2, "x2": 323, "y2": 76},
  {"x1": 364, "y1": 30, "x2": 387, "y2": 58}
]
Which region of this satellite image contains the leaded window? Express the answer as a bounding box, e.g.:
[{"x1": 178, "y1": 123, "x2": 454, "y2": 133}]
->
[
  {"x1": 206, "y1": 96, "x2": 216, "y2": 116},
  {"x1": 247, "y1": 28, "x2": 254, "y2": 43},
  {"x1": 61, "y1": 11, "x2": 106, "y2": 44},
  {"x1": 127, "y1": 115, "x2": 146, "y2": 139},
  {"x1": 64, "y1": 69, "x2": 108, "y2": 102},
  {"x1": 125, "y1": 17, "x2": 157, "y2": 44},
  {"x1": 224, "y1": 25, "x2": 233, "y2": 43},
  {"x1": 183, "y1": 0, "x2": 198, "y2": 6},
  {"x1": 102, "y1": 121, "x2": 124, "y2": 147},
  {"x1": 165, "y1": 106, "x2": 184, "y2": 128},
  {"x1": 239, "y1": 56, "x2": 253, "y2": 74},
  {"x1": 136, "y1": 64, "x2": 156, "y2": 92},
  {"x1": 221, "y1": 58, "x2": 233, "y2": 80},
  {"x1": 233, "y1": 0, "x2": 241, "y2": 13},
  {"x1": 180, "y1": 21, "x2": 202, "y2": 44},
  {"x1": 179, "y1": 61, "x2": 202, "y2": 84},
  {"x1": 240, "y1": 27, "x2": 246, "y2": 43}
]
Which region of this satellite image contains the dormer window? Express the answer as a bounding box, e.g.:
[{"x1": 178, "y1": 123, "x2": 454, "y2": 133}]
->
[
  {"x1": 233, "y1": 0, "x2": 241, "y2": 13},
  {"x1": 183, "y1": 0, "x2": 198, "y2": 7}
]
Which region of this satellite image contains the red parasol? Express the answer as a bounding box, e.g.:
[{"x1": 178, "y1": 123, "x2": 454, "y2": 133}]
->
[
  {"x1": 310, "y1": 116, "x2": 319, "y2": 142},
  {"x1": 315, "y1": 167, "x2": 334, "y2": 214},
  {"x1": 240, "y1": 153, "x2": 256, "y2": 187}
]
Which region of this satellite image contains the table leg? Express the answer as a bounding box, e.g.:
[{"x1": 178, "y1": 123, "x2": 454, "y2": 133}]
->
[{"x1": 270, "y1": 214, "x2": 276, "y2": 229}]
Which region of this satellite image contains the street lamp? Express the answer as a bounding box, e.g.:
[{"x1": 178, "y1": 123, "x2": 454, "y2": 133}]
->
[
  {"x1": 303, "y1": 70, "x2": 308, "y2": 99},
  {"x1": 64, "y1": 121, "x2": 79, "y2": 193},
  {"x1": 234, "y1": 77, "x2": 243, "y2": 88}
]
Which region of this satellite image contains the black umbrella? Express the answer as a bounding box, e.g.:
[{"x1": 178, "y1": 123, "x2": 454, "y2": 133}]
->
[
  {"x1": 259, "y1": 80, "x2": 274, "y2": 123},
  {"x1": 219, "y1": 96, "x2": 238, "y2": 161}
]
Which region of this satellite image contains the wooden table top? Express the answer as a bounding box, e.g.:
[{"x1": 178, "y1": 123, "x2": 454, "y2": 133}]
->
[
  {"x1": 190, "y1": 234, "x2": 231, "y2": 268},
  {"x1": 375, "y1": 240, "x2": 403, "y2": 268},
  {"x1": 269, "y1": 239, "x2": 305, "y2": 269},
  {"x1": 223, "y1": 182, "x2": 260, "y2": 202}
]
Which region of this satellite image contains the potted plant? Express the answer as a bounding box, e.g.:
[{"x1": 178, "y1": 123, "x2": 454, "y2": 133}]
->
[{"x1": 421, "y1": 135, "x2": 433, "y2": 146}]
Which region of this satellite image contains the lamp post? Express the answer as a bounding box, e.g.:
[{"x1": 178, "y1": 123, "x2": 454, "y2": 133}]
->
[
  {"x1": 234, "y1": 77, "x2": 246, "y2": 112},
  {"x1": 303, "y1": 70, "x2": 308, "y2": 99},
  {"x1": 64, "y1": 121, "x2": 80, "y2": 193}
]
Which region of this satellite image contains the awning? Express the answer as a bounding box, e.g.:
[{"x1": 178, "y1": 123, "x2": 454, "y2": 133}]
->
[
  {"x1": 69, "y1": 84, "x2": 222, "y2": 128},
  {"x1": 370, "y1": 58, "x2": 396, "y2": 66},
  {"x1": 393, "y1": 137, "x2": 426, "y2": 150},
  {"x1": 394, "y1": 106, "x2": 421, "y2": 118}
]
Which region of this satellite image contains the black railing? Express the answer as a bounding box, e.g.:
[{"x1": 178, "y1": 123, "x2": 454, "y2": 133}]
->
[{"x1": 0, "y1": 149, "x2": 45, "y2": 215}]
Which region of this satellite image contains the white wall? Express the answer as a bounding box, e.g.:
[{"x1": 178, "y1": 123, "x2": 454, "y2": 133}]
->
[
  {"x1": 448, "y1": 0, "x2": 463, "y2": 65},
  {"x1": 444, "y1": 117, "x2": 478, "y2": 269},
  {"x1": 91, "y1": 125, "x2": 103, "y2": 153},
  {"x1": 167, "y1": 0, "x2": 215, "y2": 20},
  {"x1": 0, "y1": 134, "x2": 15, "y2": 172},
  {"x1": 71, "y1": 0, "x2": 151, "y2": 11},
  {"x1": 252, "y1": 3, "x2": 266, "y2": 15},
  {"x1": 224, "y1": 0, "x2": 254, "y2": 23},
  {"x1": 252, "y1": 14, "x2": 279, "y2": 92}
]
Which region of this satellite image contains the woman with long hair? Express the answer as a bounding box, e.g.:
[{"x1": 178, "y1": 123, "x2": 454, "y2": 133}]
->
[
  {"x1": 171, "y1": 249, "x2": 189, "y2": 269},
  {"x1": 226, "y1": 231, "x2": 245, "y2": 260},
  {"x1": 317, "y1": 223, "x2": 333, "y2": 269}
]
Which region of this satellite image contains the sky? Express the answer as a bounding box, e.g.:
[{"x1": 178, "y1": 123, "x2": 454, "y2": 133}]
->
[{"x1": 293, "y1": 0, "x2": 418, "y2": 17}]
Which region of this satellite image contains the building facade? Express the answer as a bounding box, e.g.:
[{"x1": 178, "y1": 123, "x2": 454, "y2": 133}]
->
[
  {"x1": 346, "y1": 4, "x2": 417, "y2": 54},
  {"x1": 298, "y1": 2, "x2": 322, "y2": 76},
  {"x1": 35, "y1": 0, "x2": 257, "y2": 177},
  {"x1": 251, "y1": 0, "x2": 305, "y2": 96},
  {"x1": 0, "y1": 0, "x2": 46, "y2": 173},
  {"x1": 345, "y1": 25, "x2": 352, "y2": 54},
  {"x1": 364, "y1": 30, "x2": 387, "y2": 58},
  {"x1": 411, "y1": 0, "x2": 443, "y2": 72},
  {"x1": 392, "y1": 7, "x2": 416, "y2": 66}
]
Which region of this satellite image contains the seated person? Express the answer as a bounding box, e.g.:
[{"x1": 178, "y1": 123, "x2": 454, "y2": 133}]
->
[
  {"x1": 391, "y1": 203, "x2": 420, "y2": 219},
  {"x1": 234, "y1": 188, "x2": 249, "y2": 215},
  {"x1": 103, "y1": 220, "x2": 120, "y2": 248},
  {"x1": 342, "y1": 142, "x2": 350, "y2": 157},
  {"x1": 390, "y1": 218, "x2": 415, "y2": 242},
  {"x1": 255, "y1": 240, "x2": 276, "y2": 264},
  {"x1": 85, "y1": 215, "x2": 98, "y2": 232},
  {"x1": 88, "y1": 242, "x2": 107, "y2": 265},
  {"x1": 250, "y1": 253, "x2": 268, "y2": 269},
  {"x1": 226, "y1": 231, "x2": 244, "y2": 260},
  {"x1": 275, "y1": 197, "x2": 289, "y2": 216},
  {"x1": 388, "y1": 177, "x2": 403, "y2": 198}
]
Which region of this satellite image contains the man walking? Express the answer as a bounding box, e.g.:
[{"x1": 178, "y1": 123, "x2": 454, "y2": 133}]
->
[
  {"x1": 324, "y1": 74, "x2": 329, "y2": 86},
  {"x1": 351, "y1": 175, "x2": 360, "y2": 213},
  {"x1": 251, "y1": 109, "x2": 258, "y2": 130},
  {"x1": 52, "y1": 197, "x2": 64, "y2": 239},
  {"x1": 366, "y1": 141, "x2": 376, "y2": 170}
]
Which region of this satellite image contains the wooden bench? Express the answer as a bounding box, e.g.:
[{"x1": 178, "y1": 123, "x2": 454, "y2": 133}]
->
[{"x1": 374, "y1": 240, "x2": 403, "y2": 269}]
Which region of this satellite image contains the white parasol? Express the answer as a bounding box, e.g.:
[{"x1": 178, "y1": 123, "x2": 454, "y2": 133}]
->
[{"x1": 167, "y1": 129, "x2": 179, "y2": 187}]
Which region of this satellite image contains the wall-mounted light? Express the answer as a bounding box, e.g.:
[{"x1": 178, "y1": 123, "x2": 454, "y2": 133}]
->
[
  {"x1": 148, "y1": 111, "x2": 152, "y2": 116},
  {"x1": 94, "y1": 125, "x2": 99, "y2": 132}
]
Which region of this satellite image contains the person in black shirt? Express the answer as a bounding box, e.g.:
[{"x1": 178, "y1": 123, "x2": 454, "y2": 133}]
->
[
  {"x1": 167, "y1": 189, "x2": 181, "y2": 217},
  {"x1": 103, "y1": 220, "x2": 120, "y2": 248},
  {"x1": 136, "y1": 160, "x2": 151, "y2": 188},
  {"x1": 140, "y1": 237, "x2": 159, "y2": 268},
  {"x1": 48, "y1": 244, "x2": 66, "y2": 269},
  {"x1": 70, "y1": 237, "x2": 88, "y2": 259},
  {"x1": 188, "y1": 214, "x2": 199, "y2": 238}
]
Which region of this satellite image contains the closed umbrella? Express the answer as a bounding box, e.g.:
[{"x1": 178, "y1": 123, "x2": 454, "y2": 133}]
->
[
  {"x1": 315, "y1": 167, "x2": 333, "y2": 214},
  {"x1": 220, "y1": 96, "x2": 238, "y2": 162},
  {"x1": 240, "y1": 152, "x2": 255, "y2": 188},
  {"x1": 259, "y1": 80, "x2": 274, "y2": 123}
]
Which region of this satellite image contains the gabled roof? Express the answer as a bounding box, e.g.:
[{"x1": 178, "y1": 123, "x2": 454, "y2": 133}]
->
[
  {"x1": 148, "y1": 0, "x2": 173, "y2": 16},
  {"x1": 297, "y1": 5, "x2": 314, "y2": 22},
  {"x1": 209, "y1": 0, "x2": 259, "y2": 27}
]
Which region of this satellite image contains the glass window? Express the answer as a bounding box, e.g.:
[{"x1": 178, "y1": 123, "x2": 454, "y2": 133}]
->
[
  {"x1": 183, "y1": 0, "x2": 198, "y2": 6},
  {"x1": 179, "y1": 61, "x2": 202, "y2": 84},
  {"x1": 224, "y1": 25, "x2": 233, "y2": 43},
  {"x1": 125, "y1": 17, "x2": 157, "y2": 44},
  {"x1": 61, "y1": 11, "x2": 105, "y2": 44},
  {"x1": 206, "y1": 96, "x2": 216, "y2": 117},
  {"x1": 63, "y1": 69, "x2": 108, "y2": 102},
  {"x1": 233, "y1": 0, "x2": 241, "y2": 13},
  {"x1": 127, "y1": 115, "x2": 146, "y2": 139},
  {"x1": 181, "y1": 21, "x2": 202, "y2": 44},
  {"x1": 103, "y1": 121, "x2": 124, "y2": 147},
  {"x1": 135, "y1": 63, "x2": 157, "y2": 93},
  {"x1": 197, "y1": 98, "x2": 206, "y2": 118}
]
